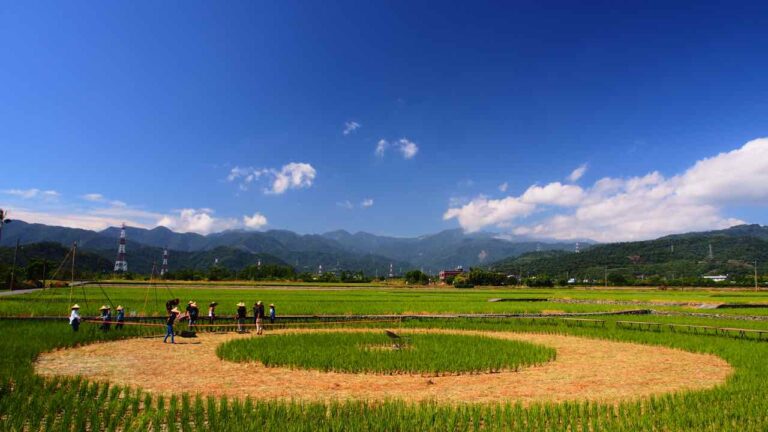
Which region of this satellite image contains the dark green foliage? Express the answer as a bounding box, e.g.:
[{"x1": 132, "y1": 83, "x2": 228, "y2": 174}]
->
[{"x1": 404, "y1": 270, "x2": 430, "y2": 285}]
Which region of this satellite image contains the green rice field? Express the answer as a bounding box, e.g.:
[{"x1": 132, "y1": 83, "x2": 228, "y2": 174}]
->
[
  {"x1": 217, "y1": 332, "x2": 555, "y2": 374},
  {"x1": 3, "y1": 284, "x2": 768, "y2": 430}
]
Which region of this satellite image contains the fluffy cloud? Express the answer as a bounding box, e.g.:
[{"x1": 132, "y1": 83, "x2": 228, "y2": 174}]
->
[
  {"x1": 361, "y1": 198, "x2": 374, "y2": 208},
  {"x1": 3, "y1": 189, "x2": 59, "y2": 199},
  {"x1": 243, "y1": 212, "x2": 268, "y2": 230},
  {"x1": 227, "y1": 162, "x2": 317, "y2": 195},
  {"x1": 520, "y1": 182, "x2": 585, "y2": 206},
  {"x1": 445, "y1": 138, "x2": 768, "y2": 241},
  {"x1": 567, "y1": 164, "x2": 588, "y2": 182},
  {"x1": 269, "y1": 163, "x2": 316, "y2": 194},
  {"x1": 157, "y1": 208, "x2": 239, "y2": 235},
  {"x1": 443, "y1": 195, "x2": 535, "y2": 233},
  {"x1": 375, "y1": 138, "x2": 419, "y2": 159},
  {"x1": 498, "y1": 182, "x2": 508, "y2": 192},
  {"x1": 343, "y1": 121, "x2": 361, "y2": 135}
]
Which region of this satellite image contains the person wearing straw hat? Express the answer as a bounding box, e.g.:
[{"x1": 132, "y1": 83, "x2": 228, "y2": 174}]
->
[
  {"x1": 164, "y1": 306, "x2": 181, "y2": 344},
  {"x1": 69, "y1": 304, "x2": 81, "y2": 332},
  {"x1": 99, "y1": 305, "x2": 112, "y2": 331},
  {"x1": 269, "y1": 304, "x2": 276, "y2": 324},
  {"x1": 186, "y1": 301, "x2": 200, "y2": 330},
  {"x1": 115, "y1": 305, "x2": 125, "y2": 330},
  {"x1": 253, "y1": 301, "x2": 265, "y2": 335},
  {"x1": 235, "y1": 302, "x2": 247, "y2": 333}
]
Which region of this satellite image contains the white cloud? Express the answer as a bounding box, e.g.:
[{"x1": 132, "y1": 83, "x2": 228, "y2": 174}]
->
[
  {"x1": 157, "y1": 209, "x2": 239, "y2": 235},
  {"x1": 375, "y1": 137, "x2": 419, "y2": 159},
  {"x1": 82, "y1": 193, "x2": 104, "y2": 202},
  {"x1": 343, "y1": 121, "x2": 361, "y2": 135},
  {"x1": 445, "y1": 138, "x2": 768, "y2": 241},
  {"x1": 498, "y1": 182, "x2": 508, "y2": 192},
  {"x1": 520, "y1": 182, "x2": 585, "y2": 206},
  {"x1": 443, "y1": 195, "x2": 535, "y2": 233},
  {"x1": 243, "y1": 212, "x2": 268, "y2": 230},
  {"x1": 269, "y1": 162, "x2": 316, "y2": 194},
  {"x1": 567, "y1": 164, "x2": 588, "y2": 182},
  {"x1": 397, "y1": 138, "x2": 419, "y2": 159},
  {"x1": 375, "y1": 139, "x2": 388, "y2": 157},
  {"x1": 227, "y1": 162, "x2": 316, "y2": 195},
  {"x1": 3, "y1": 188, "x2": 59, "y2": 199},
  {"x1": 361, "y1": 198, "x2": 374, "y2": 208}
]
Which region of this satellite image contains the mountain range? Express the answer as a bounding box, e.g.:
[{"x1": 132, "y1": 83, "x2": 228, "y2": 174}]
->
[
  {"x1": 0, "y1": 220, "x2": 577, "y2": 274},
  {"x1": 490, "y1": 224, "x2": 768, "y2": 280}
]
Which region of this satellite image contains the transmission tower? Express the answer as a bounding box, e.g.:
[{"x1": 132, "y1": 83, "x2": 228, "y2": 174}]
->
[
  {"x1": 113, "y1": 223, "x2": 128, "y2": 272},
  {"x1": 707, "y1": 243, "x2": 714, "y2": 260},
  {"x1": 388, "y1": 263, "x2": 394, "y2": 278},
  {"x1": 160, "y1": 248, "x2": 169, "y2": 276},
  {"x1": 575, "y1": 242, "x2": 580, "y2": 253}
]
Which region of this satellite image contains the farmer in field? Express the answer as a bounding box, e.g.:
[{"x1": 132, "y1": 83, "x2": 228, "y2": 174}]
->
[
  {"x1": 269, "y1": 303, "x2": 276, "y2": 324},
  {"x1": 115, "y1": 305, "x2": 125, "y2": 330},
  {"x1": 99, "y1": 305, "x2": 112, "y2": 331},
  {"x1": 236, "y1": 302, "x2": 247, "y2": 333},
  {"x1": 164, "y1": 307, "x2": 181, "y2": 344},
  {"x1": 69, "y1": 304, "x2": 81, "y2": 332},
  {"x1": 253, "y1": 301, "x2": 265, "y2": 334},
  {"x1": 208, "y1": 302, "x2": 217, "y2": 324},
  {"x1": 186, "y1": 301, "x2": 199, "y2": 330}
]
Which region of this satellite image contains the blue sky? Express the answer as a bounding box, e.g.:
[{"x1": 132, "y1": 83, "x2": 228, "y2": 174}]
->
[{"x1": 1, "y1": 1, "x2": 767, "y2": 240}]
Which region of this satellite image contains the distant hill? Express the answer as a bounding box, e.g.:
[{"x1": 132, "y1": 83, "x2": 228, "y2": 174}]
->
[
  {"x1": 0, "y1": 221, "x2": 410, "y2": 274},
  {"x1": 322, "y1": 228, "x2": 577, "y2": 271},
  {"x1": 489, "y1": 224, "x2": 768, "y2": 280}
]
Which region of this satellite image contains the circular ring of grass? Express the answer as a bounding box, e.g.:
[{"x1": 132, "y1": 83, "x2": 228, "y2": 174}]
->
[{"x1": 217, "y1": 331, "x2": 556, "y2": 375}]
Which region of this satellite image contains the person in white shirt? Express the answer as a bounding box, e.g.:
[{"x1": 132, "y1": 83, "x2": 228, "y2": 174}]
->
[{"x1": 69, "y1": 304, "x2": 81, "y2": 332}]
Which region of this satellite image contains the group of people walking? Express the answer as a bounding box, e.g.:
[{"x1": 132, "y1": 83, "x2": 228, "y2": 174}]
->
[
  {"x1": 69, "y1": 299, "x2": 278, "y2": 342},
  {"x1": 163, "y1": 299, "x2": 277, "y2": 343},
  {"x1": 68, "y1": 304, "x2": 126, "y2": 332}
]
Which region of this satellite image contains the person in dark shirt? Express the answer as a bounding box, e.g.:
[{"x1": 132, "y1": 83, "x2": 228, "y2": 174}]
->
[
  {"x1": 236, "y1": 302, "x2": 247, "y2": 333},
  {"x1": 164, "y1": 307, "x2": 180, "y2": 344},
  {"x1": 269, "y1": 304, "x2": 276, "y2": 324},
  {"x1": 99, "y1": 305, "x2": 112, "y2": 331},
  {"x1": 186, "y1": 301, "x2": 199, "y2": 330},
  {"x1": 254, "y1": 301, "x2": 265, "y2": 335},
  {"x1": 115, "y1": 305, "x2": 125, "y2": 330}
]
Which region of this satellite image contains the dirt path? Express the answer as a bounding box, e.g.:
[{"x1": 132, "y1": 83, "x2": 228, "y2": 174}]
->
[{"x1": 35, "y1": 329, "x2": 731, "y2": 404}]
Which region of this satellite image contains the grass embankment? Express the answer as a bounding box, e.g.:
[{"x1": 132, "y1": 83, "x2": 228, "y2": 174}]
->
[{"x1": 217, "y1": 332, "x2": 555, "y2": 375}]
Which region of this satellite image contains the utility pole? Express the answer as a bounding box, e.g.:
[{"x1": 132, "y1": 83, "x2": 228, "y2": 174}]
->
[
  {"x1": 71, "y1": 241, "x2": 77, "y2": 285},
  {"x1": 755, "y1": 261, "x2": 759, "y2": 292},
  {"x1": 10, "y1": 238, "x2": 19, "y2": 291}
]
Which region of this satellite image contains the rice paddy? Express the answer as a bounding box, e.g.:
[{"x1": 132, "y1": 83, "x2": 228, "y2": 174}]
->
[
  {"x1": 217, "y1": 331, "x2": 556, "y2": 374},
  {"x1": 3, "y1": 284, "x2": 768, "y2": 430}
]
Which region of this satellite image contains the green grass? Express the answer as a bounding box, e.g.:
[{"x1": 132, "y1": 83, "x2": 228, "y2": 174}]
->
[{"x1": 217, "y1": 332, "x2": 555, "y2": 375}]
